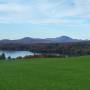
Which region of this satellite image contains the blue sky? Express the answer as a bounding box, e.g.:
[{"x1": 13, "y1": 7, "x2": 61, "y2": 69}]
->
[{"x1": 0, "y1": 0, "x2": 90, "y2": 39}]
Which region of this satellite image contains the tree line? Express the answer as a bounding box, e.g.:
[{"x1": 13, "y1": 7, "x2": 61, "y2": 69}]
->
[{"x1": 0, "y1": 41, "x2": 90, "y2": 59}]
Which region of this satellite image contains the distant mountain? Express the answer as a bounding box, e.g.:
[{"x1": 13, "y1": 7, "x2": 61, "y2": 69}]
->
[
  {"x1": 55, "y1": 36, "x2": 74, "y2": 42},
  {"x1": 0, "y1": 37, "x2": 52, "y2": 44},
  {"x1": 0, "y1": 36, "x2": 82, "y2": 44},
  {"x1": 46, "y1": 36, "x2": 79, "y2": 43}
]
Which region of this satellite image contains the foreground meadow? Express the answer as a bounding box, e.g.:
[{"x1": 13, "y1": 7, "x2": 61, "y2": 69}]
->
[{"x1": 0, "y1": 56, "x2": 90, "y2": 90}]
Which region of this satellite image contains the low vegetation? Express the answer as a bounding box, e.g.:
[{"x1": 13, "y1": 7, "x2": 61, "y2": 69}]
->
[{"x1": 0, "y1": 56, "x2": 90, "y2": 90}]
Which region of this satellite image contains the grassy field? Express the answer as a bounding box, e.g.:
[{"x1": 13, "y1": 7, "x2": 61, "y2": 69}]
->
[{"x1": 0, "y1": 56, "x2": 90, "y2": 90}]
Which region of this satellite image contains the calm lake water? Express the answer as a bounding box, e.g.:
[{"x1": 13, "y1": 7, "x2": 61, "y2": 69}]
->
[{"x1": 0, "y1": 51, "x2": 34, "y2": 58}]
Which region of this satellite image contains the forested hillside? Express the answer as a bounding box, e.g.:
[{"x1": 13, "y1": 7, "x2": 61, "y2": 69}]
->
[{"x1": 0, "y1": 41, "x2": 90, "y2": 57}]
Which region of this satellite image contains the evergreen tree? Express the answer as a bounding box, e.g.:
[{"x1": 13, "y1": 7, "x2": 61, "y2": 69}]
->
[{"x1": 0, "y1": 53, "x2": 6, "y2": 60}]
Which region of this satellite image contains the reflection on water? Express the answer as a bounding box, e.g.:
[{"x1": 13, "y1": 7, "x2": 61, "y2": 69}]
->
[{"x1": 0, "y1": 51, "x2": 34, "y2": 58}]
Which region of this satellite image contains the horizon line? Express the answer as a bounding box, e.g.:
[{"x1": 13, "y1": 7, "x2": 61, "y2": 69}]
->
[{"x1": 0, "y1": 35, "x2": 88, "y2": 40}]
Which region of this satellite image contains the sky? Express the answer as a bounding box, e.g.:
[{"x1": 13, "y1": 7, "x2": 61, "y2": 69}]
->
[{"x1": 0, "y1": 0, "x2": 90, "y2": 40}]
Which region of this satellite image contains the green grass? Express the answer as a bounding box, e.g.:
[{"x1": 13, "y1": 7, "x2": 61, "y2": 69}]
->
[{"x1": 0, "y1": 56, "x2": 90, "y2": 90}]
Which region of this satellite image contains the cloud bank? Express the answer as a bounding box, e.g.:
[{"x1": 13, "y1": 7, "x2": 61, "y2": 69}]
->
[{"x1": 0, "y1": 0, "x2": 90, "y2": 24}]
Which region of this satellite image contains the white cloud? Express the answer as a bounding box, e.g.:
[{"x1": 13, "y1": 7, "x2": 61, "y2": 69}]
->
[
  {"x1": 36, "y1": 0, "x2": 90, "y2": 18},
  {"x1": 0, "y1": 2, "x2": 32, "y2": 21},
  {"x1": 35, "y1": 0, "x2": 76, "y2": 18},
  {"x1": 0, "y1": 0, "x2": 90, "y2": 25},
  {"x1": 31, "y1": 18, "x2": 64, "y2": 24},
  {"x1": 72, "y1": 0, "x2": 90, "y2": 17}
]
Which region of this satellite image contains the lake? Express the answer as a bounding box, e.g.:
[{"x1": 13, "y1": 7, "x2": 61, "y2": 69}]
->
[{"x1": 0, "y1": 51, "x2": 34, "y2": 59}]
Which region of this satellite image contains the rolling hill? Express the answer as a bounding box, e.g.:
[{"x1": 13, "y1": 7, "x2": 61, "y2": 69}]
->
[{"x1": 0, "y1": 36, "x2": 82, "y2": 44}]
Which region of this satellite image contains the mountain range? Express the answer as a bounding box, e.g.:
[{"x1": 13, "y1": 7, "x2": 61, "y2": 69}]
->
[{"x1": 0, "y1": 36, "x2": 84, "y2": 44}]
